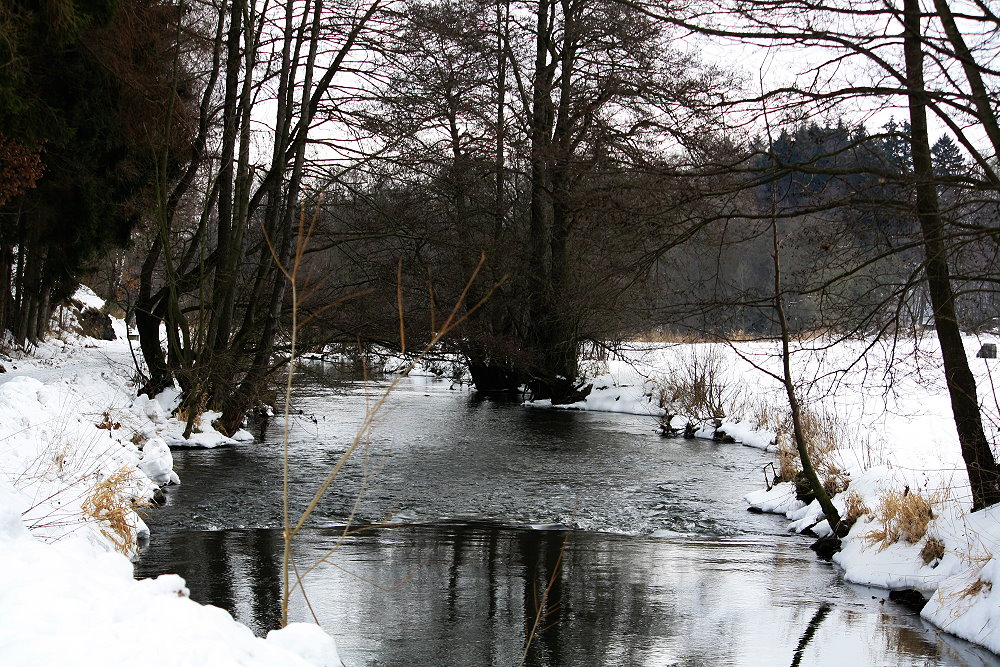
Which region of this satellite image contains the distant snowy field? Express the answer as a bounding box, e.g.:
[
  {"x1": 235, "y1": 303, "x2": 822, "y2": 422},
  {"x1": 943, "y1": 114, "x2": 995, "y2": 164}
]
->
[{"x1": 0, "y1": 287, "x2": 340, "y2": 666}]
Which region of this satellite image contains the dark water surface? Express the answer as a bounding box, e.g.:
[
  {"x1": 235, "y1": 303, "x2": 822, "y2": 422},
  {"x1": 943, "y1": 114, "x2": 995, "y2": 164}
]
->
[{"x1": 136, "y1": 364, "x2": 999, "y2": 666}]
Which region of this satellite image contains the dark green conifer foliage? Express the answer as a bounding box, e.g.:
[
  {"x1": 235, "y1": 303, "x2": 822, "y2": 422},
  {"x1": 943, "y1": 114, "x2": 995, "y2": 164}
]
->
[{"x1": 0, "y1": 0, "x2": 172, "y2": 343}]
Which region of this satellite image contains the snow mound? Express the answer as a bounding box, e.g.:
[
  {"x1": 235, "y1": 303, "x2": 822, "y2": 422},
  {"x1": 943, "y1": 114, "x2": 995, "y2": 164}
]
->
[{"x1": 0, "y1": 490, "x2": 336, "y2": 666}]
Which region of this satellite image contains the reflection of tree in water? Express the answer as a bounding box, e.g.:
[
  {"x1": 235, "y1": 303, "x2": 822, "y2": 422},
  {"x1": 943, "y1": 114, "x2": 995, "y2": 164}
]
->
[
  {"x1": 284, "y1": 525, "x2": 689, "y2": 666},
  {"x1": 520, "y1": 529, "x2": 565, "y2": 666},
  {"x1": 244, "y1": 530, "x2": 284, "y2": 635},
  {"x1": 790, "y1": 604, "x2": 830, "y2": 667},
  {"x1": 135, "y1": 529, "x2": 283, "y2": 637},
  {"x1": 137, "y1": 525, "x2": 995, "y2": 665}
]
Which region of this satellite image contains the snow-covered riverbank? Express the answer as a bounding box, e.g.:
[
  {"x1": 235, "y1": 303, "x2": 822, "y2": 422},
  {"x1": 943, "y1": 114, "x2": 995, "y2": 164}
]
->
[
  {"x1": 525, "y1": 335, "x2": 1000, "y2": 656},
  {"x1": 0, "y1": 289, "x2": 340, "y2": 666}
]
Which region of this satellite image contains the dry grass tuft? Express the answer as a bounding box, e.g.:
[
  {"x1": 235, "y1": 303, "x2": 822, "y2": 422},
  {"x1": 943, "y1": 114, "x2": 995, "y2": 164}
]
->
[
  {"x1": 920, "y1": 537, "x2": 946, "y2": 565},
  {"x1": 822, "y1": 468, "x2": 849, "y2": 497},
  {"x1": 81, "y1": 466, "x2": 148, "y2": 554},
  {"x1": 842, "y1": 491, "x2": 870, "y2": 524},
  {"x1": 865, "y1": 487, "x2": 940, "y2": 552},
  {"x1": 774, "y1": 408, "x2": 848, "y2": 494},
  {"x1": 777, "y1": 440, "x2": 799, "y2": 482},
  {"x1": 959, "y1": 578, "x2": 991, "y2": 599}
]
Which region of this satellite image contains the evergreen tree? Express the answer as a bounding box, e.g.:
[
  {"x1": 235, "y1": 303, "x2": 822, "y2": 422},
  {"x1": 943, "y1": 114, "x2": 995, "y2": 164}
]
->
[
  {"x1": 931, "y1": 135, "x2": 966, "y2": 176},
  {"x1": 0, "y1": 1, "x2": 182, "y2": 342}
]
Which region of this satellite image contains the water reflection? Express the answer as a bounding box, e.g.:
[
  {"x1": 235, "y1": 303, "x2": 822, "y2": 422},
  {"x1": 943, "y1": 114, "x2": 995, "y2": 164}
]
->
[
  {"x1": 790, "y1": 604, "x2": 830, "y2": 667},
  {"x1": 136, "y1": 524, "x2": 997, "y2": 666}
]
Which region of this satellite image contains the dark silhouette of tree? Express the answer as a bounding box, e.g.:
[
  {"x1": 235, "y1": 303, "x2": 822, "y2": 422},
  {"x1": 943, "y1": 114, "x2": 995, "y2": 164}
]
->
[
  {"x1": 0, "y1": 0, "x2": 186, "y2": 344},
  {"x1": 129, "y1": 0, "x2": 386, "y2": 434},
  {"x1": 332, "y1": 0, "x2": 730, "y2": 400}
]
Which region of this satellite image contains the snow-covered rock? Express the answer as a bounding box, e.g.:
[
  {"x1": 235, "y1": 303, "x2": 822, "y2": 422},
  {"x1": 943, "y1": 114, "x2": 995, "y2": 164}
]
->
[{"x1": 139, "y1": 437, "x2": 178, "y2": 486}]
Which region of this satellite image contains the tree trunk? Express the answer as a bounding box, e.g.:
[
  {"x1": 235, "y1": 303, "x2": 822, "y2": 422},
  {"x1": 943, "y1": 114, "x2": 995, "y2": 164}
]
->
[
  {"x1": 0, "y1": 242, "x2": 11, "y2": 336},
  {"x1": 523, "y1": 0, "x2": 583, "y2": 401},
  {"x1": 135, "y1": 235, "x2": 173, "y2": 398},
  {"x1": 219, "y1": 0, "x2": 323, "y2": 433},
  {"x1": 208, "y1": 1, "x2": 243, "y2": 353},
  {"x1": 772, "y1": 220, "x2": 843, "y2": 533},
  {"x1": 903, "y1": 0, "x2": 1000, "y2": 510}
]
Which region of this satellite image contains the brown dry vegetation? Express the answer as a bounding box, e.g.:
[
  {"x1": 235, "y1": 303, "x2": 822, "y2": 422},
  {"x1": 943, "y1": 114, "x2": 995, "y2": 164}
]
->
[
  {"x1": 81, "y1": 467, "x2": 148, "y2": 554},
  {"x1": 631, "y1": 329, "x2": 832, "y2": 344},
  {"x1": 775, "y1": 407, "x2": 849, "y2": 495},
  {"x1": 657, "y1": 347, "x2": 743, "y2": 423},
  {"x1": 920, "y1": 537, "x2": 946, "y2": 565},
  {"x1": 842, "y1": 491, "x2": 871, "y2": 525},
  {"x1": 959, "y1": 579, "x2": 991, "y2": 599},
  {"x1": 865, "y1": 488, "x2": 940, "y2": 552}
]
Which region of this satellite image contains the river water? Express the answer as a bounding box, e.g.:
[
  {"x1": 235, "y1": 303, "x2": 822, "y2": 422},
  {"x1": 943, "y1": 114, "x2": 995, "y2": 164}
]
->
[{"x1": 136, "y1": 363, "x2": 999, "y2": 666}]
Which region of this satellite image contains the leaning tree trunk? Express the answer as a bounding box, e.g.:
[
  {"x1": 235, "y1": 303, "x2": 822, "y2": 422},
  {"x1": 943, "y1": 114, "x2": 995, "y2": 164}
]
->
[
  {"x1": 771, "y1": 220, "x2": 842, "y2": 533},
  {"x1": 903, "y1": 0, "x2": 1000, "y2": 511}
]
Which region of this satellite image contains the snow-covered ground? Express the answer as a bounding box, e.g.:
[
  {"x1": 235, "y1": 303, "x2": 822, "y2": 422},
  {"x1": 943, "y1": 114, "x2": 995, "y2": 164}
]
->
[
  {"x1": 525, "y1": 334, "x2": 1000, "y2": 656},
  {"x1": 0, "y1": 288, "x2": 340, "y2": 666}
]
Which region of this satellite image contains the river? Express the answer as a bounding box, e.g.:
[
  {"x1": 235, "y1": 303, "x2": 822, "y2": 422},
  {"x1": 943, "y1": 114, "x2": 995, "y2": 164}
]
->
[{"x1": 135, "y1": 363, "x2": 999, "y2": 666}]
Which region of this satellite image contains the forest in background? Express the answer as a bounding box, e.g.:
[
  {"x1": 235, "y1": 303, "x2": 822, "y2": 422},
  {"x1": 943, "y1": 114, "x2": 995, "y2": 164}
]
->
[{"x1": 2, "y1": 0, "x2": 1000, "y2": 506}]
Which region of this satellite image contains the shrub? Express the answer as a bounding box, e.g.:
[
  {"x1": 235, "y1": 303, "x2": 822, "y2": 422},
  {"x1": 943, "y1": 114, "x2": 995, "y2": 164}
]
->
[{"x1": 658, "y1": 346, "x2": 745, "y2": 424}]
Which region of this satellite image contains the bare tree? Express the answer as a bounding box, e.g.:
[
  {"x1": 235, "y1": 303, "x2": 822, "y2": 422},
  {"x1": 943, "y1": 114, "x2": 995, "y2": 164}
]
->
[
  {"x1": 333, "y1": 0, "x2": 731, "y2": 400},
  {"x1": 619, "y1": 0, "x2": 1000, "y2": 509},
  {"x1": 133, "y1": 0, "x2": 387, "y2": 434}
]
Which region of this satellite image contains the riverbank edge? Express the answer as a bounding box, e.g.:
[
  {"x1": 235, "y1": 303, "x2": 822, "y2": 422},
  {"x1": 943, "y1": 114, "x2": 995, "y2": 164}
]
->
[
  {"x1": 3, "y1": 299, "x2": 998, "y2": 661},
  {"x1": 0, "y1": 291, "x2": 341, "y2": 666},
  {"x1": 512, "y1": 340, "x2": 1000, "y2": 658}
]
